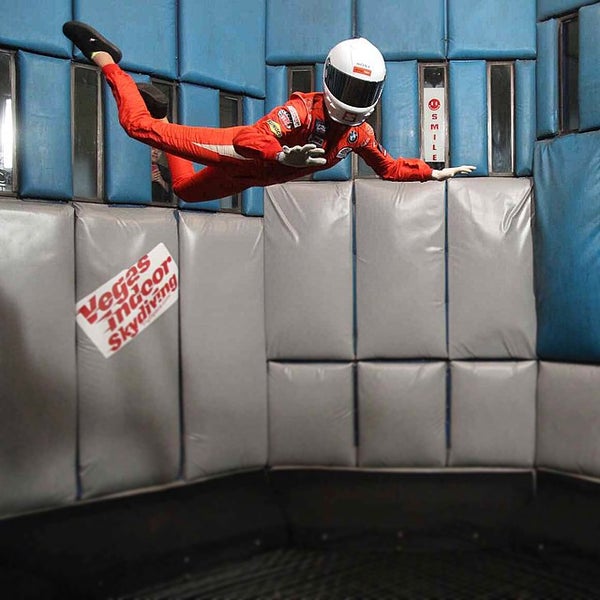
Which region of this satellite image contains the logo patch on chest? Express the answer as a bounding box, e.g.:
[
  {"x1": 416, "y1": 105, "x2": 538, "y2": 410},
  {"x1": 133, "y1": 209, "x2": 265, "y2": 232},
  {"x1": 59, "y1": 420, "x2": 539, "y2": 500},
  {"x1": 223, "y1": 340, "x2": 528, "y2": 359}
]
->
[
  {"x1": 347, "y1": 129, "x2": 358, "y2": 144},
  {"x1": 336, "y1": 147, "x2": 353, "y2": 159}
]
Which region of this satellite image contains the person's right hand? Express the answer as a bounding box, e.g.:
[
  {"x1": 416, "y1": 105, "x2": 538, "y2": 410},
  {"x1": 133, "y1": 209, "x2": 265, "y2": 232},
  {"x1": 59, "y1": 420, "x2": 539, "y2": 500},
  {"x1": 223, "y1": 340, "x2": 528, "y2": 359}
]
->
[{"x1": 277, "y1": 144, "x2": 327, "y2": 168}]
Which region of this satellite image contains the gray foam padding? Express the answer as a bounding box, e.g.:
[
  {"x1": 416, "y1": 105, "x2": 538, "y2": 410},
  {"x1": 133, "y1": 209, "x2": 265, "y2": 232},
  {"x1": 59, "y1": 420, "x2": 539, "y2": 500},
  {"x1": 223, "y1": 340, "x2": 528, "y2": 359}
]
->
[
  {"x1": 179, "y1": 212, "x2": 267, "y2": 479},
  {"x1": 448, "y1": 361, "x2": 537, "y2": 467},
  {"x1": 537, "y1": 362, "x2": 600, "y2": 477},
  {"x1": 264, "y1": 182, "x2": 354, "y2": 360},
  {"x1": 75, "y1": 203, "x2": 180, "y2": 499},
  {"x1": 0, "y1": 200, "x2": 76, "y2": 517},
  {"x1": 355, "y1": 180, "x2": 446, "y2": 359},
  {"x1": 268, "y1": 362, "x2": 356, "y2": 466},
  {"x1": 357, "y1": 362, "x2": 447, "y2": 467},
  {"x1": 448, "y1": 178, "x2": 536, "y2": 359}
]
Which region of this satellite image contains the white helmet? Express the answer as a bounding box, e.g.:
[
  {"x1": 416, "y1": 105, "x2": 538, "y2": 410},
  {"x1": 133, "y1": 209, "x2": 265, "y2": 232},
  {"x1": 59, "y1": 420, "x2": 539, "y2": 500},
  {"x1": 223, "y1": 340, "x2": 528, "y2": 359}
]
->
[{"x1": 323, "y1": 37, "x2": 386, "y2": 126}]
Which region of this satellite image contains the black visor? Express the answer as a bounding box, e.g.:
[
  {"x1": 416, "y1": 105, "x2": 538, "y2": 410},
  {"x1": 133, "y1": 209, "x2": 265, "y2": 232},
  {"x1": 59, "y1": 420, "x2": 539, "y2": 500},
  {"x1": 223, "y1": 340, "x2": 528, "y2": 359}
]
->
[{"x1": 324, "y1": 61, "x2": 384, "y2": 108}]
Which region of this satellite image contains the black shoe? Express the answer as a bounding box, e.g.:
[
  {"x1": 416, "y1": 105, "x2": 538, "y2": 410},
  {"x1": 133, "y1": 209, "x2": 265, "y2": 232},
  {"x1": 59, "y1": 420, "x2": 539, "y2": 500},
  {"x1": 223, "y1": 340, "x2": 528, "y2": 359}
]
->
[
  {"x1": 136, "y1": 83, "x2": 169, "y2": 119},
  {"x1": 62, "y1": 21, "x2": 122, "y2": 63}
]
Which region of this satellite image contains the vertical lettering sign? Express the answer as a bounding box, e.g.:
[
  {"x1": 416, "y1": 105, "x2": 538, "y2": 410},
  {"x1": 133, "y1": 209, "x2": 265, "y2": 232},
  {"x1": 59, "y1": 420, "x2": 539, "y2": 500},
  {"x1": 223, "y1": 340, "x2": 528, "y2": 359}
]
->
[
  {"x1": 76, "y1": 243, "x2": 178, "y2": 358},
  {"x1": 422, "y1": 87, "x2": 446, "y2": 164}
]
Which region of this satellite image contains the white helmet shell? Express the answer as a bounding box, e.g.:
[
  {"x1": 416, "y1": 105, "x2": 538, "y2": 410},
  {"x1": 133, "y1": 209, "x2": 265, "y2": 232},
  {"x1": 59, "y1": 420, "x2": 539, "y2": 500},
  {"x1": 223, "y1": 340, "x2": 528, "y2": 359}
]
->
[{"x1": 323, "y1": 37, "x2": 386, "y2": 126}]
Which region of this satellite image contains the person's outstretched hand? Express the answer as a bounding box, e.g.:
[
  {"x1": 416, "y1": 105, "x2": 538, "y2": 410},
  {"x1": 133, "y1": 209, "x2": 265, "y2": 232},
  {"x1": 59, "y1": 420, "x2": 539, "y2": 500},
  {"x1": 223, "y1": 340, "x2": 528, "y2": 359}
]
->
[
  {"x1": 431, "y1": 165, "x2": 476, "y2": 181},
  {"x1": 277, "y1": 144, "x2": 327, "y2": 168}
]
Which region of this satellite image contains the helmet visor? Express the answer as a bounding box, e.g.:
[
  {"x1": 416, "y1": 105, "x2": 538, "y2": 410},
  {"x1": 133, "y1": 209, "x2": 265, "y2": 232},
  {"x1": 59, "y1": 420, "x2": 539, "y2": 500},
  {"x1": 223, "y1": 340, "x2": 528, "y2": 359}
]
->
[{"x1": 324, "y1": 62, "x2": 384, "y2": 108}]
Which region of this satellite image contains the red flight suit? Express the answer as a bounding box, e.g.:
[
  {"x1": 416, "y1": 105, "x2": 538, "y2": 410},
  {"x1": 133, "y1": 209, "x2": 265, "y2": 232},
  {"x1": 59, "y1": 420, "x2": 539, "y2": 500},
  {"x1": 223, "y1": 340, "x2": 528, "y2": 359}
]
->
[{"x1": 103, "y1": 63, "x2": 433, "y2": 202}]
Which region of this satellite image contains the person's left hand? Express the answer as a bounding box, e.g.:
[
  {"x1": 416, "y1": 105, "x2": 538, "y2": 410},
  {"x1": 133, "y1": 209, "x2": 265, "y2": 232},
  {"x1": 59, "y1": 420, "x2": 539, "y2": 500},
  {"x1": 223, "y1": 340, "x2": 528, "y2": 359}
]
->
[
  {"x1": 431, "y1": 165, "x2": 476, "y2": 180},
  {"x1": 277, "y1": 144, "x2": 327, "y2": 168}
]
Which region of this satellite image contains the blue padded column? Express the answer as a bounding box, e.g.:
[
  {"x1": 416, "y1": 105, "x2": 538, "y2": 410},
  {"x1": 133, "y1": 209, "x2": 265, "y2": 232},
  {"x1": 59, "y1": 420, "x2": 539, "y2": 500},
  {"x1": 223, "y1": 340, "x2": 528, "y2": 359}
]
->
[
  {"x1": 242, "y1": 96, "x2": 266, "y2": 216},
  {"x1": 579, "y1": 3, "x2": 600, "y2": 131},
  {"x1": 381, "y1": 61, "x2": 420, "y2": 162},
  {"x1": 179, "y1": 0, "x2": 265, "y2": 97},
  {"x1": 536, "y1": 20, "x2": 560, "y2": 138},
  {"x1": 0, "y1": 0, "x2": 71, "y2": 57},
  {"x1": 515, "y1": 60, "x2": 537, "y2": 176},
  {"x1": 534, "y1": 131, "x2": 600, "y2": 361},
  {"x1": 266, "y1": 65, "x2": 288, "y2": 113},
  {"x1": 448, "y1": 0, "x2": 536, "y2": 59},
  {"x1": 537, "y1": 0, "x2": 596, "y2": 20},
  {"x1": 104, "y1": 72, "x2": 151, "y2": 204},
  {"x1": 266, "y1": 0, "x2": 352, "y2": 64},
  {"x1": 73, "y1": 0, "x2": 177, "y2": 79},
  {"x1": 18, "y1": 52, "x2": 72, "y2": 199},
  {"x1": 356, "y1": 0, "x2": 445, "y2": 60},
  {"x1": 0, "y1": 200, "x2": 76, "y2": 517},
  {"x1": 449, "y1": 61, "x2": 488, "y2": 175},
  {"x1": 177, "y1": 83, "x2": 220, "y2": 212}
]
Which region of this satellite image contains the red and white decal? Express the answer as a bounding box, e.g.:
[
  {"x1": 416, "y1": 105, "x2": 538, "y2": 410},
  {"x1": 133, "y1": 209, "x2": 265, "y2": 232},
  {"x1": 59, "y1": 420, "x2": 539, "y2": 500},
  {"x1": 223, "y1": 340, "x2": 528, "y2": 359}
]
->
[
  {"x1": 76, "y1": 243, "x2": 179, "y2": 358},
  {"x1": 286, "y1": 105, "x2": 301, "y2": 128}
]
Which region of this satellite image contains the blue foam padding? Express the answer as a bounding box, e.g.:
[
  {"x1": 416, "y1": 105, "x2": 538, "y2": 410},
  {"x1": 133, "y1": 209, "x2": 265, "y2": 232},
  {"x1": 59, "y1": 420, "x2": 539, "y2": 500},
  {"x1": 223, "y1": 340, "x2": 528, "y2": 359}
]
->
[
  {"x1": 381, "y1": 61, "x2": 420, "y2": 162},
  {"x1": 266, "y1": 0, "x2": 352, "y2": 64},
  {"x1": 179, "y1": 0, "x2": 265, "y2": 97},
  {"x1": 104, "y1": 73, "x2": 151, "y2": 204},
  {"x1": 534, "y1": 130, "x2": 600, "y2": 361},
  {"x1": 536, "y1": 20, "x2": 559, "y2": 138},
  {"x1": 242, "y1": 96, "x2": 265, "y2": 216},
  {"x1": 579, "y1": 3, "x2": 600, "y2": 131},
  {"x1": 73, "y1": 0, "x2": 177, "y2": 79},
  {"x1": 537, "y1": 0, "x2": 595, "y2": 20},
  {"x1": 265, "y1": 66, "x2": 288, "y2": 113},
  {"x1": 177, "y1": 83, "x2": 221, "y2": 212},
  {"x1": 449, "y1": 61, "x2": 488, "y2": 175},
  {"x1": 356, "y1": 0, "x2": 445, "y2": 60},
  {"x1": 18, "y1": 52, "x2": 72, "y2": 199},
  {"x1": 448, "y1": 0, "x2": 536, "y2": 59},
  {"x1": 515, "y1": 60, "x2": 536, "y2": 176},
  {"x1": 0, "y1": 0, "x2": 70, "y2": 57}
]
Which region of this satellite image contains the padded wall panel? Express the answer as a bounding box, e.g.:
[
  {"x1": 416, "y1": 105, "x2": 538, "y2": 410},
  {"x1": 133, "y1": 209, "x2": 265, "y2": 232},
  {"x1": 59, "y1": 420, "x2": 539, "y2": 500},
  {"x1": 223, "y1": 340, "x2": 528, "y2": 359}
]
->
[
  {"x1": 448, "y1": 362, "x2": 537, "y2": 467},
  {"x1": 515, "y1": 60, "x2": 537, "y2": 176},
  {"x1": 268, "y1": 362, "x2": 355, "y2": 466},
  {"x1": 266, "y1": 0, "x2": 352, "y2": 64},
  {"x1": 579, "y1": 3, "x2": 600, "y2": 131},
  {"x1": 537, "y1": 362, "x2": 600, "y2": 477},
  {"x1": 265, "y1": 66, "x2": 287, "y2": 113},
  {"x1": 534, "y1": 131, "x2": 600, "y2": 361},
  {"x1": 358, "y1": 362, "x2": 447, "y2": 468},
  {"x1": 537, "y1": 0, "x2": 596, "y2": 19},
  {"x1": 0, "y1": 0, "x2": 70, "y2": 57},
  {"x1": 242, "y1": 97, "x2": 266, "y2": 216},
  {"x1": 104, "y1": 72, "x2": 151, "y2": 204},
  {"x1": 18, "y1": 52, "x2": 72, "y2": 199},
  {"x1": 75, "y1": 203, "x2": 180, "y2": 499},
  {"x1": 179, "y1": 0, "x2": 265, "y2": 96},
  {"x1": 381, "y1": 61, "x2": 420, "y2": 162},
  {"x1": 448, "y1": 0, "x2": 536, "y2": 59},
  {"x1": 356, "y1": 0, "x2": 445, "y2": 60},
  {"x1": 264, "y1": 182, "x2": 354, "y2": 360},
  {"x1": 449, "y1": 61, "x2": 488, "y2": 175},
  {"x1": 179, "y1": 212, "x2": 267, "y2": 479},
  {"x1": 73, "y1": 0, "x2": 177, "y2": 79},
  {"x1": 0, "y1": 200, "x2": 76, "y2": 517},
  {"x1": 355, "y1": 179, "x2": 446, "y2": 359},
  {"x1": 536, "y1": 20, "x2": 559, "y2": 138},
  {"x1": 177, "y1": 83, "x2": 220, "y2": 212},
  {"x1": 448, "y1": 178, "x2": 536, "y2": 359}
]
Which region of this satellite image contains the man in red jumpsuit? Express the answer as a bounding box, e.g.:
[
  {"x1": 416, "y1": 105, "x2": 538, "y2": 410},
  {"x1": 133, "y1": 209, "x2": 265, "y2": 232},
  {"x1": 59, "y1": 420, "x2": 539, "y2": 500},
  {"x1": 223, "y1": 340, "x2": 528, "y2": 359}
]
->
[{"x1": 63, "y1": 22, "x2": 475, "y2": 203}]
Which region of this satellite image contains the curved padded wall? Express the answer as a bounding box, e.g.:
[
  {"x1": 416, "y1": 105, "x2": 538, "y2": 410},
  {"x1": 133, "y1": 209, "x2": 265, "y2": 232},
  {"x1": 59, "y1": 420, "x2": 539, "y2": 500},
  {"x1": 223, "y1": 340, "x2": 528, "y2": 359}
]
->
[
  {"x1": 266, "y1": 0, "x2": 352, "y2": 64},
  {"x1": 536, "y1": 20, "x2": 559, "y2": 138},
  {"x1": 18, "y1": 52, "x2": 72, "y2": 200},
  {"x1": 356, "y1": 0, "x2": 445, "y2": 60},
  {"x1": 0, "y1": 200, "x2": 76, "y2": 518},
  {"x1": 179, "y1": 0, "x2": 265, "y2": 97},
  {"x1": 537, "y1": 0, "x2": 596, "y2": 19},
  {"x1": 534, "y1": 131, "x2": 600, "y2": 361},
  {"x1": 579, "y1": 3, "x2": 600, "y2": 131},
  {"x1": 75, "y1": 203, "x2": 180, "y2": 499},
  {"x1": 515, "y1": 60, "x2": 537, "y2": 176}
]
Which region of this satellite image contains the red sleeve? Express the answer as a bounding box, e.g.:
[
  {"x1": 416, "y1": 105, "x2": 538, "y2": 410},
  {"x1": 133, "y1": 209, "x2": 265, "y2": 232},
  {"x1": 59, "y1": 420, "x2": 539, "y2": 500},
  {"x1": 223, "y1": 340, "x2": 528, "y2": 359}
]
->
[
  {"x1": 232, "y1": 95, "x2": 309, "y2": 162},
  {"x1": 356, "y1": 124, "x2": 433, "y2": 182}
]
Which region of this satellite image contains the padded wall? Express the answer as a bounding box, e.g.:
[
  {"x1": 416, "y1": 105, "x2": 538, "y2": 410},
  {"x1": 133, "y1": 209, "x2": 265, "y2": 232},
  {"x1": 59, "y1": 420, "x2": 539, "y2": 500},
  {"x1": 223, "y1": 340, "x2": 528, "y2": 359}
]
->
[
  {"x1": 0, "y1": 200, "x2": 76, "y2": 518},
  {"x1": 579, "y1": 3, "x2": 600, "y2": 131},
  {"x1": 537, "y1": 0, "x2": 596, "y2": 19},
  {"x1": 242, "y1": 96, "x2": 266, "y2": 216},
  {"x1": 264, "y1": 182, "x2": 354, "y2": 360},
  {"x1": 266, "y1": 0, "x2": 352, "y2": 64},
  {"x1": 179, "y1": 0, "x2": 265, "y2": 97},
  {"x1": 448, "y1": 178, "x2": 536, "y2": 359},
  {"x1": 179, "y1": 212, "x2": 267, "y2": 479},
  {"x1": 515, "y1": 60, "x2": 537, "y2": 176},
  {"x1": 18, "y1": 52, "x2": 72, "y2": 200},
  {"x1": 75, "y1": 203, "x2": 180, "y2": 499},
  {"x1": 355, "y1": 179, "x2": 446, "y2": 359},
  {"x1": 534, "y1": 131, "x2": 600, "y2": 361},
  {"x1": 536, "y1": 20, "x2": 559, "y2": 138}
]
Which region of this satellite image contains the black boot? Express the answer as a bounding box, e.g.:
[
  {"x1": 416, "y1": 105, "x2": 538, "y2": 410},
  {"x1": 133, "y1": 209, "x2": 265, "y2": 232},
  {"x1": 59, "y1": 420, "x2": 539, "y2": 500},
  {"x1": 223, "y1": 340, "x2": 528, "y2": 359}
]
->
[{"x1": 63, "y1": 21, "x2": 122, "y2": 63}]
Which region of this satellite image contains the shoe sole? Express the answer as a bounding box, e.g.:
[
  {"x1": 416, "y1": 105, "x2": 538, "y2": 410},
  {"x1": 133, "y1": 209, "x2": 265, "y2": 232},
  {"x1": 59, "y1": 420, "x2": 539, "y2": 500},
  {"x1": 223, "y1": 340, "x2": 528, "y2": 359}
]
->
[
  {"x1": 63, "y1": 21, "x2": 122, "y2": 63},
  {"x1": 136, "y1": 84, "x2": 169, "y2": 119}
]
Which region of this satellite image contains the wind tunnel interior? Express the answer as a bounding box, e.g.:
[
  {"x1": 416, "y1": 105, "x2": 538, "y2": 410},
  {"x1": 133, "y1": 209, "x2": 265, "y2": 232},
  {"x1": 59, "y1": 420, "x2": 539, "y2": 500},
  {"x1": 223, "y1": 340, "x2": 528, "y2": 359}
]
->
[{"x1": 2, "y1": 0, "x2": 600, "y2": 598}]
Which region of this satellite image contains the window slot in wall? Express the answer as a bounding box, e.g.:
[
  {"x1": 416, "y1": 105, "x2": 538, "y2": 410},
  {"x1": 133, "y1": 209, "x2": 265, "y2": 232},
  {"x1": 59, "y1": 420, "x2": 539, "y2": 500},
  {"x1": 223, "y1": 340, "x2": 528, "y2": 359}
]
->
[
  {"x1": 559, "y1": 14, "x2": 579, "y2": 133},
  {"x1": 219, "y1": 93, "x2": 243, "y2": 212},
  {"x1": 0, "y1": 50, "x2": 16, "y2": 196},
  {"x1": 488, "y1": 62, "x2": 514, "y2": 175},
  {"x1": 419, "y1": 63, "x2": 448, "y2": 169},
  {"x1": 288, "y1": 66, "x2": 314, "y2": 96}
]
